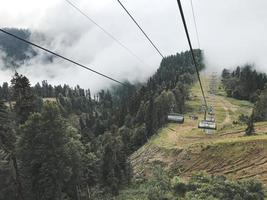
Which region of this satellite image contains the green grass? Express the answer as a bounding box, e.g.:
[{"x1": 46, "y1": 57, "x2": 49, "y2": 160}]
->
[
  {"x1": 127, "y1": 75, "x2": 267, "y2": 197},
  {"x1": 225, "y1": 96, "x2": 252, "y2": 107},
  {"x1": 150, "y1": 124, "x2": 180, "y2": 150},
  {"x1": 209, "y1": 134, "x2": 267, "y2": 146}
]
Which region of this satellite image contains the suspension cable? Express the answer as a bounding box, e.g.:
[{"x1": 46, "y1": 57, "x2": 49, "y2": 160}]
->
[
  {"x1": 116, "y1": 0, "x2": 164, "y2": 58},
  {"x1": 175, "y1": 0, "x2": 208, "y2": 111},
  {"x1": 0, "y1": 29, "x2": 127, "y2": 87},
  {"x1": 64, "y1": 0, "x2": 149, "y2": 67},
  {"x1": 189, "y1": 0, "x2": 201, "y2": 48}
]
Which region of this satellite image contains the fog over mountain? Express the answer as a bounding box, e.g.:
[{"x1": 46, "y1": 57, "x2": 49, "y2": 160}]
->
[{"x1": 0, "y1": 0, "x2": 267, "y2": 92}]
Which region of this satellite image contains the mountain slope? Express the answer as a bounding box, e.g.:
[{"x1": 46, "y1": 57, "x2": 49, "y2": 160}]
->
[{"x1": 129, "y1": 74, "x2": 267, "y2": 186}]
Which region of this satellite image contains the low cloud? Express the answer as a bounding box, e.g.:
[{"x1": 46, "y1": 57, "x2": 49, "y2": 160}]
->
[{"x1": 0, "y1": 0, "x2": 267, "y2": 91}]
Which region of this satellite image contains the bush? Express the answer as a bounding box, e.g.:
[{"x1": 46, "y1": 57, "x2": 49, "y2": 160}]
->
[
  {"x1": 184, "y1": 173, "x2": 264, "y2": 200},
  {"x1": 171, "y1": 176, "x2": 187, "y2": 196}
]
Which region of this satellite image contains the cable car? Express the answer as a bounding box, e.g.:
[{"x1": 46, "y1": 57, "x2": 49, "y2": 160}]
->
[
  {"x1": 167, "y1": 113, "x2": 184, "y2": 123},
  {"x1": 206, "y1": 116, "x2": 215, "y2": 122},
  {"x1": 208, "y1": 111, "x2": 215, "y2": 115},
  {"x1": 199, "y1": 105, "x2": 206, "y2": 113},
  {"x1": 198, "y1": 120, "x2": 217, "y2": 130}
]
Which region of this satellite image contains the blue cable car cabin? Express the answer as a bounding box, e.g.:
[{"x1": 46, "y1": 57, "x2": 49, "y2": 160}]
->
[{"x1": 167, "y1": 113, "x2": 184, "y2": 123}]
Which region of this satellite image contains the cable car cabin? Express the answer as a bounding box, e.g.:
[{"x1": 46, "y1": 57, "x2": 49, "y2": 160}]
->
[
  {"x1": 206, "y1": 116, "x2": 215, "y2": 122},
  {"x1": 208, "y1": 111, "x2": 215, "y2": 115},
  {"x1": 208, "y1": 106, "x2": 213, "y2": 112},
  {"x1": 167, "y1": 113, "x2": 184, "y2": 123},
  {"x1": 198, "y1": 120, "x2": 217, "y2": 130},
  {"x1": 198, "y1": 105, "x2": 206, "y2": 113}
]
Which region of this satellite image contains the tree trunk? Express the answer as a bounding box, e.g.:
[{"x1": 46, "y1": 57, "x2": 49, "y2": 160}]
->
[
  {"x1": 76, "y1": 185, "x2": 81, "y2": 200},
  {"x1": 11, "y1": 154, "x2": 23, "y2": 200},
  {"x1": 86, "y1": 184, "x2": 91, "y2": 200}
]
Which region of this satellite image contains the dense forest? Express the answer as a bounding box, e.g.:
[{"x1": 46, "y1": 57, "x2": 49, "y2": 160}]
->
[
  {"x1": 221, "y1": 64, "x2": 267, "y2": 102},
  {"x1": 0, "y1": 50, "x2": 206, "y2": 199},
  {"x1": 221, "y1": 65, "x2": 267, "y2": 125}
]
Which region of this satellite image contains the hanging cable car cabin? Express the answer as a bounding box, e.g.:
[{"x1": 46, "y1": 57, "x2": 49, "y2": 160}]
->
[
  {"x1": 167, "y1": 113, "x2": 184, "y2": 123},
  {"x1": 198, "y1": 104, "x2": 217, "y2": 130},
  {"x1": 198, "y1": 119, "x2": 217, "y2": 130},
  {"x1": 206, "y1": 116, "x2": 215, "y2": 122},
  {"x1": 208, "y1": 106, "x2": 214, "y2": 115}
]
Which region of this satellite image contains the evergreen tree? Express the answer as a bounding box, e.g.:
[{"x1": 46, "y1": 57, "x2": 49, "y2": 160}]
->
[
  {"x1": 221, "y1": 65, "x2": 267, "y2": 102},
  {"x1": 101, "y1": 133, "x2": 130, "y2": 195},
  {"x1": 254, "y1": 86, "x2": 267, "y2": 121},
  {"x1": 2, "y1": 82, "x2": 10, "y2": 101},
  {"x1": 245, "y1": 112, "x2": 255, "y2": 136},
  {"x1": 11, "y1": 72, "x2": 38, "y2": 124},
  {"x1": 17, "y1": 102, "x2": 84, "y2": 199},
  {"x1": 0, "y1": 100, "x2": 23, "y2": 200}
]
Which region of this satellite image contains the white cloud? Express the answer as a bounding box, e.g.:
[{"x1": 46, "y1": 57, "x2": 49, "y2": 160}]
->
[{"x1": 0, "y1": 0, "x2": 267, "y2": 90}]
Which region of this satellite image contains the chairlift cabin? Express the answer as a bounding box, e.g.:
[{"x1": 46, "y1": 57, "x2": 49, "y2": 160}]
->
[
  {"x1": 208, "y1": 106, "x2": 213, "y2": 112},
  {"x1": 198, "y1": 120, "x2": 217, "y2": 130},
  {"x1": 199, "y1": 105, "x2": 206, "y2": 113},
  {"x1": 208, "y1": 110, "x2": 215, "y2": 115},
  {"x1": 206, "y1": 116, "x2": 215, "y2": 122},
  {"x1": 208, "y1": 106, "x2": 214, "y2": 115},
  {"x1": 167, "y1": 113, "x2": 184, "y2": 123}
]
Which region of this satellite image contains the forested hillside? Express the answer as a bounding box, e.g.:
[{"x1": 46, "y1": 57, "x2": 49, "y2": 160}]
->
[
  {"x1": 0, "y1": 28, "x2": 37, "y2": 68},
  {"x1": 114, "y1": 66, "x2": 267, "y2": 200},
  {"x1": 221, "y1": 65, "x2": 267, "y2": 102},
  {"x1": 221, "y1": 64, "x2": 267, "y2": 125},
  {"x1": 0, "y1": 50, "x2": 203, "y2": 199}
]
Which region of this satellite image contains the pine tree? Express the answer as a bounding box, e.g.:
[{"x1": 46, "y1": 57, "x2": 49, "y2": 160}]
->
[
  {"x1": 101, "y1": 133, "x2": 129, "y2": 195},
  {"x1": 254, "y1": 87, "x2": 267, "y2": 121},
  {"x1": 245, "y1": 112, "x2": 255, "y2": 136},
  {"x1": 0, "y1": 100, "x2": 23, "y2": 200},
  {"x1": 17, "y1": 102, "x2": 84, "y2": 199},
  {"x1": 11, "y1": 72, "x2": 37, "y2": 124}
]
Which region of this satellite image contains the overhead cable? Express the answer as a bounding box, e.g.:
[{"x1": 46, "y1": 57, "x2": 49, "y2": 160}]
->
[
  {"x1": 117, "y1": 0, "x2": 164, "y2": 58},
  {"x1": 189, "y1": 0, "x2": 201, "y2": 48},
  {"x1": 64, "y1": 0, "x2": 149, "y2": 67},
  {"x1": 175, "y1": 0, "x2": 207, "y2": 108},
  {"x1": 0, "y1": 28, "x2": 127, "y2": 86}
]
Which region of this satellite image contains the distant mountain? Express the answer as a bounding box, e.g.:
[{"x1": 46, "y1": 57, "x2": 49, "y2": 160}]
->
[{"x1": 0, "y1": 28, "x2": 37, "y2": 68}]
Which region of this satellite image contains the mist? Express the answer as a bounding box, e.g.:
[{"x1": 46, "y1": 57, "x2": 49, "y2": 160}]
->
[{"x1": 0, "y1": 0, "x2": 267, "y2": 91}]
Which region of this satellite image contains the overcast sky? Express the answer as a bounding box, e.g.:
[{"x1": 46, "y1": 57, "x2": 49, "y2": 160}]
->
[{"x1": 0, "y1": 0, "x2": 267, "y2": 91}]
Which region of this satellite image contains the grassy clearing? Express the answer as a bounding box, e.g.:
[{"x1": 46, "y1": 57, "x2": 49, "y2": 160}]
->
[
  {"x1": 151, "y1": 77, "x2": 257, "y2": 150},
  {"x1": 151, "y1": 120, "x2": 267, "y2": 151},
  {"x1": 129, "y1": 74, "x2": 267, "y2": 195},
  {"x1": 151, "y1": 123, "x2": 204, "y2": 150},
  {"x1": 208, "y1": 133, "x2": 267, "y2": 146}
]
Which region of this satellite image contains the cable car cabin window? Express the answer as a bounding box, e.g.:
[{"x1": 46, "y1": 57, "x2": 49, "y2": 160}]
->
[
  {"x1": 167, "y1": 113, "x2": 184, "y2": 123},
  {"x1": 198, "y1": 120, "x2": 217, "y2": 130}
]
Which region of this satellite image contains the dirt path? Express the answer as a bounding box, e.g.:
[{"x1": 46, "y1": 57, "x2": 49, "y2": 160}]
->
[
  {"x1": 221, "y1": 100, "x2": 231, "y2": 125},
  {"x1": 130, "y1": 74, "x2": 267, "y2": 185}
]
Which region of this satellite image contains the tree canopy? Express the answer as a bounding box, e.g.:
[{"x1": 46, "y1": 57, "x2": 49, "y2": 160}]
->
[{"x1": 221, "y1": 65, "x2": 267, "y2": 102}]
